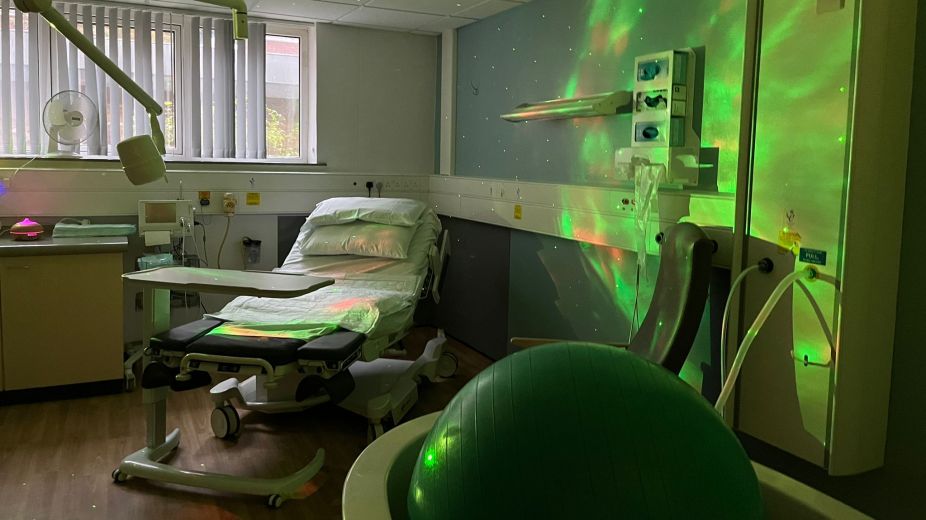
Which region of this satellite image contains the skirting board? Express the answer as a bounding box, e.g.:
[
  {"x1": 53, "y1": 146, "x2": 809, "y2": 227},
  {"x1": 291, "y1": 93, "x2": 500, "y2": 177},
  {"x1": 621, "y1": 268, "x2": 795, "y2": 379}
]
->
[{"x1": 429, "y1": 175, "x2": 734, "y2": 267}]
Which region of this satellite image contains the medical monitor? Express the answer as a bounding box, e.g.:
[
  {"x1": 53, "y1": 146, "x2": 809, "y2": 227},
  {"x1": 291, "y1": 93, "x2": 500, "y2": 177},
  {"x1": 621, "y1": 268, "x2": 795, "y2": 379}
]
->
[{"x1": 138, "y1": 200, "x2": 194, "y2": 236}]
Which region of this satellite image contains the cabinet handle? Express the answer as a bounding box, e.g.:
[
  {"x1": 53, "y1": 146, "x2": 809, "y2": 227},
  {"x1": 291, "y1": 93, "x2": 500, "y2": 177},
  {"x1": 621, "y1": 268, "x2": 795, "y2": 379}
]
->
[{"x1": 5, "y1": 265, "x2": 30, "y2": 270}]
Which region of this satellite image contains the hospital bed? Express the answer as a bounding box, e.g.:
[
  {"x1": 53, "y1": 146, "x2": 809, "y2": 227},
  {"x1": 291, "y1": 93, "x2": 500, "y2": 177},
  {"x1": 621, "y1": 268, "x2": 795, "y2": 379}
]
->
[
  {"x1": 115, "y1": 205, "x2": 454, "y2": 507},
  {"x1": 204, "y1": 208, "x2": 456, "y2": 439}
]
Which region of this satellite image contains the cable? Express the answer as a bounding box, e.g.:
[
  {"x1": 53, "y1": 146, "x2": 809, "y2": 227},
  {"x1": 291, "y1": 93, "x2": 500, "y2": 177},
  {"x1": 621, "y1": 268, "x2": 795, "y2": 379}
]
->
[
  {"x1": 192, "y1": 222, "x2": 208, "y2": 267},
  {"x1": 217, "y1": 215, "x2": 231, "y2": 269},
  {"x1": 719, "y1": 264, "x2": 760, "y2": 409},
  {"x1": 795, "y1": 280, "x2": 837, "y2": 352},
  {"x1": 196, "y1": 221, "x2": 208, "y2": 266},
  {"x1": 4, "y1": 156, "x2": 38, "y2": 189},
  {"x1": 628, "y1": 264, "x2": 642, "y2": 343},
  {"x1": 715, "y1": 269, "x2": 817, "y2": 412},
  {"x1": 179, "y1": 217, "x2": 188, "y2": 266}
]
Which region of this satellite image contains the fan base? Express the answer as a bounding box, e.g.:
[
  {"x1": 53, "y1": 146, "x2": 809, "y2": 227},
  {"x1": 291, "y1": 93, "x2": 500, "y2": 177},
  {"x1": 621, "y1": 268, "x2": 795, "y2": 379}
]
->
[{"x1": 44, "y1": 151, "x2": 83, "y2": 159}]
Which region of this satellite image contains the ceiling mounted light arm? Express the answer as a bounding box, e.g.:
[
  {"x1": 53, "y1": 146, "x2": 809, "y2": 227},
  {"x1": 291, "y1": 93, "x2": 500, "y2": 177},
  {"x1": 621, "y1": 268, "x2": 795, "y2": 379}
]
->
[
  {"x1": 14, "y1": 0, "x2": 249, "y2": 185},
  {"x1": 196, "y1": 0, "x2": 249, "y2": 39},
  {"x1": 15, "y1": 0, "x2": 165, "y2": 151}
]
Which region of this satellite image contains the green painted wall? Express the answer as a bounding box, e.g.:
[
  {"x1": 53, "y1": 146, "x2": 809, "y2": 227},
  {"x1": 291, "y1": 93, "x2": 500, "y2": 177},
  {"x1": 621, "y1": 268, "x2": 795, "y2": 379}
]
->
[{"x1": 745, "y1": 3, "x2": 926, "y2": 516}]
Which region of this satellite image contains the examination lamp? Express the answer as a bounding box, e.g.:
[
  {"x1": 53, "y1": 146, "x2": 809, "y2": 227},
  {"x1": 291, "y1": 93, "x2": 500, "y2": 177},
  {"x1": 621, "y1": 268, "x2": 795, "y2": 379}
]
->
[{"x1": 13, "y1": 0, "x2": 249, "y2": 185}]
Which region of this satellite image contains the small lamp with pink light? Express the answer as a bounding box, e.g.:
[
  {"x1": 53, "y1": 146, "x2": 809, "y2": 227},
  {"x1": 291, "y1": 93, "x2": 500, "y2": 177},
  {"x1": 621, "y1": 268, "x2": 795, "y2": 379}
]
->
[{"x1": 10, "y1": 218, "x2": 45, "y2": 241}]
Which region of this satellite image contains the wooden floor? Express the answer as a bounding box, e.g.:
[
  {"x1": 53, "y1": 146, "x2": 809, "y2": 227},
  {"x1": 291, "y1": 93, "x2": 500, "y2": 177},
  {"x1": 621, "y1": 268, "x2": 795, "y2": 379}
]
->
[{"x1": 0, "y1": 328, "x2": 491, "y2": 520}]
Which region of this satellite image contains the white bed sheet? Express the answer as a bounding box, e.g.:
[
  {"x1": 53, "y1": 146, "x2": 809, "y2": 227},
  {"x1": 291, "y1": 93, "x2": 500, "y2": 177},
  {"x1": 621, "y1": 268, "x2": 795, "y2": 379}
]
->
[
  {"x1": 209, "y1": 274, "x2": 420, "y2": 339},
  {"x1": 207, "y1": 209, "x2": 440, "y2": 342}
]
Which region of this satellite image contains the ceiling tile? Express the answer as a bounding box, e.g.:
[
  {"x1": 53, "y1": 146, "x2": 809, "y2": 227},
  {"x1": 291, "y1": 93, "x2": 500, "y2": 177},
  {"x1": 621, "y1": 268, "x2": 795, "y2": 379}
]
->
[
  {"x1": 416, "y1": 16, "x2": 476, "y2": 33},
  {"x1": 251, "y1": 0, "x2": 358, "y2": 20},
  {"x1": 454, "y1": 0, "x2": 520, "y2": 18},
  {"x1": 338, "y1": 6, "x2": 445, "y2": 29},
  {"x1": 109, "y1": 0, "x2": 533, "y2": 32},
  {"x1": 366, "y1": 0, "x2": 484, "y2": 16}
]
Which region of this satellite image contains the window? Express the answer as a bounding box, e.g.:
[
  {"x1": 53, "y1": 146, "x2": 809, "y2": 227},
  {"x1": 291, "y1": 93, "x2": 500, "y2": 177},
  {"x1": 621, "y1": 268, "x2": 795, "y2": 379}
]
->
[
  {"x1": 0, "y1": 2, "x2": 312, "y2": 163},
  {"x1": 266, "y1": 34, "x2": 300, "y2": 159}
]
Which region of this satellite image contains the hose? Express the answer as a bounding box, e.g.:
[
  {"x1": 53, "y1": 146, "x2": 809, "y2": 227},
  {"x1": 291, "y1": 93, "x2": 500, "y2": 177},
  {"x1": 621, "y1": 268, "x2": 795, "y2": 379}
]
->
[
  {"x1": 217, "y1": 216, "x2": 231, "y2": 269},
  {"x1": 715, "y1": 269, "x2": 815, "y2": 413},
  {"x1": 192, "y1": 223, "x2": 208, "y2": 267},
  {"x1": 719, "y1": 264, "x2": 760, "y2": 408}
]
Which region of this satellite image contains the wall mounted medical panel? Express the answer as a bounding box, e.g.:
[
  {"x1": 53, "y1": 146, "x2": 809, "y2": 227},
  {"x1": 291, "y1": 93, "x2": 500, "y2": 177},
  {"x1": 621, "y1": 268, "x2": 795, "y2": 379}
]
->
[{"x1": 733, "y1": 0, "x2": 915, "y2": 475}]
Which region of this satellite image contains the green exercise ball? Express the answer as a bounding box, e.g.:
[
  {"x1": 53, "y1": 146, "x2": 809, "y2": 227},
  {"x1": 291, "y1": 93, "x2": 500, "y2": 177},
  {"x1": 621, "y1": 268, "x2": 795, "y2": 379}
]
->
[{"x1": 407, "y1": 343, "x2": 763, "y2": 519}]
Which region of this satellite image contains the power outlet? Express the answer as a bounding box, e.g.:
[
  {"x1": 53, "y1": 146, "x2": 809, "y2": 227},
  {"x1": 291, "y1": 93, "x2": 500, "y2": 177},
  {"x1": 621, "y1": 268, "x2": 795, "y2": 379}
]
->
[{"x1": 223, "y1": 192, "x2": 238, "y2": 216}]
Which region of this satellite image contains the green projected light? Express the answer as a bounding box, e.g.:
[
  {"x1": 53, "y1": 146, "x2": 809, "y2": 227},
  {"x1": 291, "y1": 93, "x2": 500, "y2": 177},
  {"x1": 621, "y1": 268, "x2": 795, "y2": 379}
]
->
[
  {"x1": 530, "y1": 1, "x2": 746, "y2": 386},
  {"x1": 458, "y1": 0, "x2": 747, "y2": 391},
  {"x1": 742, "y1": 0, "x2": 856, "y2": 450}
]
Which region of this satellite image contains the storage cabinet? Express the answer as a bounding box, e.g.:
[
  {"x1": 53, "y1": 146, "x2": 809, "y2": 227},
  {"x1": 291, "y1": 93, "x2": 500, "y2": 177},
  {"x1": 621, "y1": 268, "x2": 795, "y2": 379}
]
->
[{"x1": 0, "y1": 239, "x2": 125, "y2": 391}]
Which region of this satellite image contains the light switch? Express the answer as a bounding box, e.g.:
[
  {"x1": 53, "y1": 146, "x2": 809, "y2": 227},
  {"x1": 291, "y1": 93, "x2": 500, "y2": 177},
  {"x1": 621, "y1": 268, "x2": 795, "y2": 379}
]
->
[{"x1": 817, "y1": 0, "x2": 845, "y2": 14}]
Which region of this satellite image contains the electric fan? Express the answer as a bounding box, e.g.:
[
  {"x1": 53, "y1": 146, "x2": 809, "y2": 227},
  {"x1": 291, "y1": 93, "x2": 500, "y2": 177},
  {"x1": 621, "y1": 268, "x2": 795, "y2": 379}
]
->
[{"x1": 42, "y1": 90, "x2": 99, "y2": 157}]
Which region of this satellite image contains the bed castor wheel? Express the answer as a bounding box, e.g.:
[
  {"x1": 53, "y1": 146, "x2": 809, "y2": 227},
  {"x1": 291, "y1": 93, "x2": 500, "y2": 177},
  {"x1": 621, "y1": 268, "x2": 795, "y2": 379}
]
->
[
  {"x1": 267, "y1": 494, "x2": 285, "y2": 509},
  {"x1": 112, "y1": 468, "x2": 128, "y2": 483},
  {"x1": 211, "y1": 405, "x2": 241, "y2": 439},
  {"x1": 437, "y1": 352, "x2": 459, "y2": 378}
]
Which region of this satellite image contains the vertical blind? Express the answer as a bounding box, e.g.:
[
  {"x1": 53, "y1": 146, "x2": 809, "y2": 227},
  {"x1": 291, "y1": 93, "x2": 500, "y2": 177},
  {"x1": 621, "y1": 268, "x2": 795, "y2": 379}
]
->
[
  {"x1": 0, "y1": 1, "x2": 41, "y2": 155},
  {"x1": 0, "y1": 2, "x2": 269, "y2": 159}
]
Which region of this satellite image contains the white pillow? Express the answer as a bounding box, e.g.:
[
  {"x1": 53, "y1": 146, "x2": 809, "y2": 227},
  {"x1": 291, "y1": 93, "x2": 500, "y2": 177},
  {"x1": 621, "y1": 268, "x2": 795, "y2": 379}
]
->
[
  {"x1": 308, "y1": 197, "x2": 426, "y2": 227},
  {"x1": 302, "y1": 221, "x2": 419, "y2": 259}
]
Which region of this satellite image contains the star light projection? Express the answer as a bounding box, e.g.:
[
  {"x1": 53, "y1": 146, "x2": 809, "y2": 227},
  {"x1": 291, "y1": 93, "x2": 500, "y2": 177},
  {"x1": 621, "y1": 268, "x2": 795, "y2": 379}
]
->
[{"x1": 454, "y1": 0, "x2": 749, "y2": 390}]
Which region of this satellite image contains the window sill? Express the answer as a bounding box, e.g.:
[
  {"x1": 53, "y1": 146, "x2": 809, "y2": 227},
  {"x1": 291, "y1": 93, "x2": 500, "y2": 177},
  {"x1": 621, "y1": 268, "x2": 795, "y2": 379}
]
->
[{"x1": 0, "y1": 156, "x2": 328, "y2": 174}]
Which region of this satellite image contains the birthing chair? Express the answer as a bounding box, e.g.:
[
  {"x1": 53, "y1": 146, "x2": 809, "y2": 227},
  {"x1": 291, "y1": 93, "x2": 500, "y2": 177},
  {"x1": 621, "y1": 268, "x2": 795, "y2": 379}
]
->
[{"x1": 510, "y1": 222, "x2": 715, "y2": 374}]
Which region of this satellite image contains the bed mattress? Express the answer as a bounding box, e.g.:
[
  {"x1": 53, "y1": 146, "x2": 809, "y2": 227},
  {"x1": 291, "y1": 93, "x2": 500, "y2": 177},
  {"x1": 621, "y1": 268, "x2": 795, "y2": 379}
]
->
[{"x1": 207, "y1": 210, "x2": 439, "y2": 351}]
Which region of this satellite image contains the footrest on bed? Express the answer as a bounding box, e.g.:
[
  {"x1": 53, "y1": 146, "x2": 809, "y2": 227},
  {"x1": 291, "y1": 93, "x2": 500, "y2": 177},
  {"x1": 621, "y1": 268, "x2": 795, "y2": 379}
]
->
[
  {"x1": 182, "y1": 330, "x2": 366, "y2": 367},
  {"x1": 298, "y1": 332, "x2": 366, "y2": 362},
  {"x1": 187, "y1": 335, "x2": 308, "y2": 366},
  {"x1": 152, "y1": 319, "x2": 366, "y2": 368},
  {"x1": 152, "y1": 319, "x2": 225, "y2": 350}
]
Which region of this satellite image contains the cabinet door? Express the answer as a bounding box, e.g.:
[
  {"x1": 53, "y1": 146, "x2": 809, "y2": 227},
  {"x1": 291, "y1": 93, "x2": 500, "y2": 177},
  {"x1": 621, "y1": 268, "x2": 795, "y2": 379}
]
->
[{"x1": 1, "y1": 253, "x2": 123, "y2": 390}]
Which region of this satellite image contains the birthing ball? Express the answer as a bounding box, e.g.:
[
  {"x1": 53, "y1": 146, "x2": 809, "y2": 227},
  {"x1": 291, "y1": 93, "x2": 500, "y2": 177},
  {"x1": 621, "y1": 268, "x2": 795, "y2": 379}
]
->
[{"x1": 407, "y1": 343, "x2": 763, "y2": 519}]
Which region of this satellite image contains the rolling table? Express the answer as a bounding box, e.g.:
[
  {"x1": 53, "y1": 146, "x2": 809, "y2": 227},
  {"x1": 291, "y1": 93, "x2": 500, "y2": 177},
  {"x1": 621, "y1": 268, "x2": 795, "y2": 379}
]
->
[{"x1": 118, "y1": 267, "x2": 333, "y2": 503}]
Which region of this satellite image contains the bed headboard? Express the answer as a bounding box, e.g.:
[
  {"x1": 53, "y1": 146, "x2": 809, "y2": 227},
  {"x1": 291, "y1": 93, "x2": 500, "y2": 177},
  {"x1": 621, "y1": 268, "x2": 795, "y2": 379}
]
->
[{"x1": 277, "y1": 215, "x2": 309, "y2": 265}]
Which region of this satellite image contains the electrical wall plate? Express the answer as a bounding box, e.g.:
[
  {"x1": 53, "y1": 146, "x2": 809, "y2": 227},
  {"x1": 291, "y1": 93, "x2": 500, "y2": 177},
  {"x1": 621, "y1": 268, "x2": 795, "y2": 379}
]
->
[{"x1": 223, "y1": 192, "x2": 238, "y2": 216}]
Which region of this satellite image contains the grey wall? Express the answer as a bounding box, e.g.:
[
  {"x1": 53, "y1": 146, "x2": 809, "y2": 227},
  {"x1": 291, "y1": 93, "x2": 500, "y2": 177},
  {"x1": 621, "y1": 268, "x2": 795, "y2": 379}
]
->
[
  {"x1": 419, "y1": 217, "x2": 511, "y2": 360},
  {"x1": 316, "y1": 24, "x2": 438, "y2": 173}
]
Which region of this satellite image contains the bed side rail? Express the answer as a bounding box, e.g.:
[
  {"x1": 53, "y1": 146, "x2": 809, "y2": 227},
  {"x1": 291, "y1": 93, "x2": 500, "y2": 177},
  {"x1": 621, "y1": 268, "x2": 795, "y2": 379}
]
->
[{"x1": 425, "y1": 229, "x2": 451, "y2": 303}]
